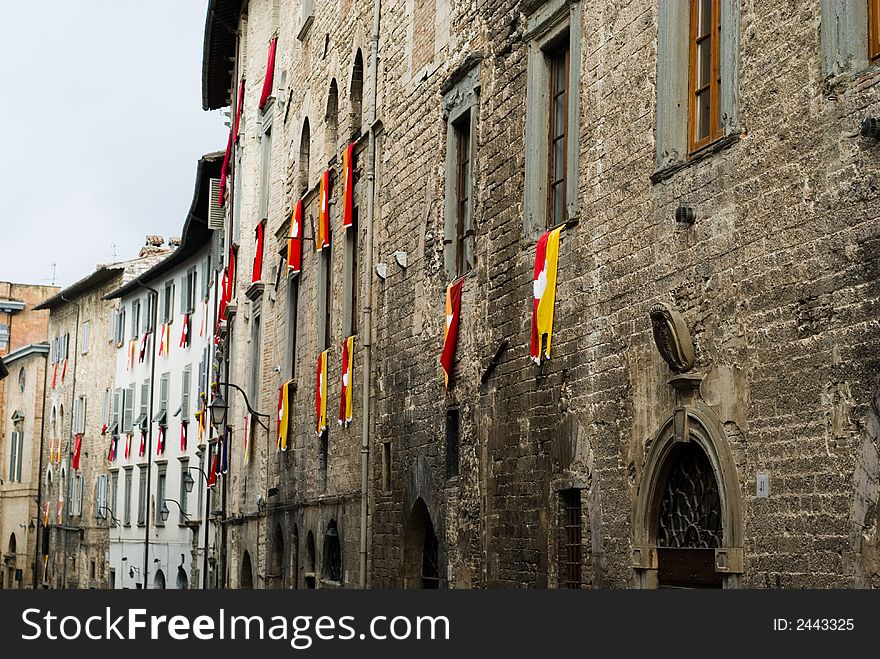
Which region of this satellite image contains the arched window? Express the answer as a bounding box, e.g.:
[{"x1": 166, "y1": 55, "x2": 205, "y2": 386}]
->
[
  {"x1": 176, "y1": 567, "x2": 188, "y2": 589},
  {"x1": 153, "y1": 569, "x2": 166, "y2": 589},
  {"x1": 349, "y1": 50, "x2": 364, "y2": 136},
  {"x1": 322, "y1": 520, "x2": 342, "y2": 583},
  {"x1": 305, "y1": 531, "x2": 316, "y2": 589},
  {"x1": 240, "y1": 551, "x2": 253, "y2": 589},
  {"x1": 18, "y1": 367, "x2": 25, "y2": 393},
  {"x1": 299, "y1": 119, "x2": 311, "y2": 196},
  {"x1": 325, "y1": 79, "x2": 339, "y2": 158},
  {"x1": 8, "y1": 533, "x2": 16, "y2": 555}
]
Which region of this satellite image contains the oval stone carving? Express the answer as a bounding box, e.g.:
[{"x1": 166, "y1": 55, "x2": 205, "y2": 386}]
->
[{"x1": 650, "y1": 302, "x2": 695, "y2": 373}]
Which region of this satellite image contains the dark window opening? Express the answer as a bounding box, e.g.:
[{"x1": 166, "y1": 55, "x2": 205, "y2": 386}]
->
[
  {"x1": 445, "y1": 408, "x2": 460, "y2": 478},
  {"x1": 559, "y1": 488, "x2": 583, "y2": 589},
  {"x1": 547, "y1": 40, "x2": 569, "y2": 228},
  {"x1": 322, "y1": 521, "x2": 342, "y2": 582},
  {"x1": 453, "y1": 113, "x2": 473, "y2": 275},
  {"x1": 350, "y1": 50, "x2": 364, "y2": 137}
]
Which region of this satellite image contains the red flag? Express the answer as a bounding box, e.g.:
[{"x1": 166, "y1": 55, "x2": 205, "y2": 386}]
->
[
  {"x1": 258, "y1": 36, "x2": 278, "y2": 110},
  {"x1": 72, "y1": 434, "x2": 83, "y2": 470},
  {"x1": 288, "y1": 199, "x2": 303, "y2": 274},
  {"x1": 180, "y1": 422, "x2": 187, "y2": 451},
  {"x1": 233, "y1": 79, "x2": 245, "y2": 144},
  {"x1": 156, "y1": 426, "x2": 165, "y2": 456},
  {"x1": 316, "y1": 170, "x2": 330, "y2": 251},
  {"x1": 219, "y1": 128, "x2": 233, "y2": 206},
  {"x1": 51, "y1": 363, "x2": 57, "y2": 389},
  {"x1": 342, "y1": 142, "x2": 355, "y2": 230},
  {"x1": 207, "y1": 453, "x2": 218, "y2": 488},
  {"x1": 138, "y1": 431, "x2": 146, "y2": 458},
  {"x1": 139, "y1": 332, "x2": 148, "y2": 363},
  {"x1": 252, "y1": 221, "x2": 265, "y2": 283},
  {"x1": 218, "y1": 268, "x2": 229, "y2": 322},
  {"x1": 124, "y1": 433, "x2": 132, "y2": 460},
  {"x1": 61, "y1": 358, "x2": 67, "y2": 383},
  {"x1": 179, "y1": 313, "x2": 190, "y2": 348},
  {"x1": 440, "y1": 279, "x2": 464, "y2": 387}
]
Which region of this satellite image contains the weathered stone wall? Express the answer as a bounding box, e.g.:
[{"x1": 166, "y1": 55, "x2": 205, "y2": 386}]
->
[{"x1": 217, "y1": 0, "x2": 880, "y2": 589}]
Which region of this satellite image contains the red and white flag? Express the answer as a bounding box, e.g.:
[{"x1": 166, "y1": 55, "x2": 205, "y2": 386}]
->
[
  {"x1": 207, "y1": 452, "x2": 218, "y2": 488},
  {"x1": 180, "y1": 422, "x2": 188, "y2": 452},
  {"x1": 530, "y1": 226, "x2": 563, "y2": 364},
  {"x1": 440, "y1": 278, "x2": 464, "y2": 387},
  {"x1": 179, "y1": 313, "x2": 190, "y2": 348},
  {"x1": 124, "y1": 433, "x2": 132, "y2": 460},
  {"x1": 342, "y1": 142, "x2": 355, "y2": 230},
  {"x1": 138, "y1": 431, "x2": 146, "y2": 458},
  {"x1": 156, "y1": 426, "x2": 165, "y2": 455},
  {"x1": 288, "y1": 199, "x2": 303, "y2": 274}
]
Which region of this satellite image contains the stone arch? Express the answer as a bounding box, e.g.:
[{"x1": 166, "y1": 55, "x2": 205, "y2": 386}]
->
[
  {"x1": 633, "y1": 401, "x2": 744, "y2": 588},
  {"x1": 240, "y1": 551, "x2": 253, "y2": 589},
  {"x1": 403, "y1": 498, "x2": 440, "y2": 588},
  {"x1": 176, "y1": 566, "x2": 188, "y2": 589},
  {"x1": 298, "y1": 118, "x2": 311, "y2": 196},
  {"x1": 8, "y1": 533, "x2": 16, "y2": 555},
  {"x1": 349, "y1": 49, "x2": 364, "y2": 135},
  {"x1": 325, "y1": 78, "x2": 339, "y2": 158},
  {"x1": 153, "y1": 569, "x2": 166, "y2": 589}
]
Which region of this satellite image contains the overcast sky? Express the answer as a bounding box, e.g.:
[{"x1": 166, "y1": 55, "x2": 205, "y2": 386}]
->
[{"x1": 0, "y1": 0, "x2": 228, "y2": 289}]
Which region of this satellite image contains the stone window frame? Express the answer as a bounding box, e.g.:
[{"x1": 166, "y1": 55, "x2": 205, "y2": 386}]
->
[
  {"x1": 821, "y1": 0, "x2": 875, "y2": 78},
  {"x1": 523, "y1": 0, "x2": 582, "y2": 239},
  {"x1": 442, "y1": 60, "x2": 480, "y2": 281},
  {"x1": 654, "y1": 0, "x2": 740, "y2": 180}
]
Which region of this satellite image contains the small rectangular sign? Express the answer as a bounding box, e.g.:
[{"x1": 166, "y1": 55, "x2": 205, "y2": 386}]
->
[{"x1": 756, "y1": 471, "x2": 770, "y2": 498}]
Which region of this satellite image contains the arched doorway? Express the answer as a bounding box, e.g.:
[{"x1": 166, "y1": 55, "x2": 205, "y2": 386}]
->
[
  {"x1": 305, "y1": 532, "x2": 316, "y2": 589},
  {"x1": 634, "y1": 402, "x2": 743, "y2": 589},
  {"x1": 322, "y1": 520, "x2": 341, "y2": 583},
  {"x1": 153, "y1": 570, "x2": 166, "y2": 589},
  {"x1": 176, "y1": 567, "x2": 188, "y2": 589},
  {"x1": 404, "y1": 498, "x2": 440, "y2": 589},
  {"x1": 240, "y1": 551, "x2": 253, "y2": 589},
  {"x1": 5, "y1": 533, "x2": 17, "y2": 589},
  {"x1": 271, "y1": 525, "x2": 285, "y2": 589}
]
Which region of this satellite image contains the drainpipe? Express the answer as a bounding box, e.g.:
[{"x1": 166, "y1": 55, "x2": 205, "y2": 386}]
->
[
  {"x1": 135, "y1": 281, "x2": 160, "y2": 589},
  {"x1": 60, "y1": 295, "x2": 81, "y2": 589},
  {"x1": 33, "y1": 339, "x2": 51, "y2": 588},
  {"x1": 359, "y1": 0, "x2": 381, "y2": 590}
]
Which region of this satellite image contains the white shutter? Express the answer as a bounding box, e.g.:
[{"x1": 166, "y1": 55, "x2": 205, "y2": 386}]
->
[{"x1": 208, "y1": 178, "x2": 225, "y2": 230}]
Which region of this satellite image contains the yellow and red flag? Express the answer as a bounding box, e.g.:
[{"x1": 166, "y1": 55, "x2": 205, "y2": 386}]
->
[
  {"x1": 43, "y1": 502, "x2": 50, "y2": 526},
  {"x1": 530, "y1": 226, "x2": 563, "y2": 364},
  {"x1": 338, "y1": 336, "x2": 354, "y2": 427},
  {"x1": 288, "y1": 199, "x2": 303, "y2": 274},
  {"x1": 243, "y1": 412, "x2": 252, "y2": 464},
  {"x1": 56, "y1": 500, "x2": 63, "y2": 525},
  {"x1": 316, "y1": 350, "x2": 328, "y2": 434},
  {"x1": 277, "y1": 381, "x2": 290, "y2": 451},
  {"x1": 440, "y1": 279, "x2": 464, "y2": 387},
  {"x1": 342, "y1": 142, "x2": 355, "y2": 230},
  {"x1": 316, "y1": 169, "x2": 330, "y2": 251}
]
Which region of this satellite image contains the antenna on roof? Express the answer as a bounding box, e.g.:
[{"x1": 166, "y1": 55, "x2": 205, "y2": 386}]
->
[
  {"x1": 110, "y1": 243, "x2": 117, "y2": 262},
  {"x1": 49, "y1": 263, "x2": 56, "y2": 286}
]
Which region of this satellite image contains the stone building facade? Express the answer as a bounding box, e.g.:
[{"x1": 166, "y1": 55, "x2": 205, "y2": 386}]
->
[
  {"x1": 35, "y1": 243, "x2": 171, "y2": 589},
  {"x1": 203, "y1": 0, "x2": 880, "y2": 589},
  {"x1": 0, "y1": 282, "x2": 57, "y2": 589}
]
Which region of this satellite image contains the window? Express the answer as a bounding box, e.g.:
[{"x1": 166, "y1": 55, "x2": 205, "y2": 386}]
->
[
  {"x1": 18, "y1": 367, "x2": 25, "y2": 393},
  {"x1": 655, "y1": 1, "x2": 738, "y2": 174},
  {"x1": 558, "y1": 489, "x2": 582, "y2": 588},
  {"x1": 200, "y1": 257, "x2": 210, "y2": 302},
  {"x1": 249, "y1": 302, "x2": 263, "y2": 401},
  {"x1": 182, "y1": 268, "x2": 197, "y2": 314},
  {"x1": 8, "y1": 431, "x2": 23, "y2": 482},
  {"x1": 181, "y1": 366, "x2": 192, "y2": 421},
  {"x1": 73, "y1": 396, "x2": 86, "y2": 435},
  {"x1": 136, "y1": 379, "x2": 150, "y2": 432},
  {"x1": 71, "y1": 475, "x2": 84, "y2": 516},
  {"x1": 96, "y1": 474, "x2": 108, "y2": 519},
  {"x1": 155, "y1": 466, "x2": 166, "y2": 527},
  {"x1": 178, "y1": 458, "x2": 189, "y2": 524},
  {"x1": 524, "y1": 4, "x2": 580, "y2": 236},
  {"x1": 123, "y1": 468, "x2": 132, "y2": 526},
  {"x1": 155, "y1": 373, "x2": 170, "y2": 427},
  {"x1": 381, "y1": 441, "x2": 392, "y2": 493},
  {"x1": 115, "y1": 308, "x2": 126, "y2": 346},
  {"x1": 318, "y1": 245, "x2": 332, "y2": 351},
  {"x1": 343, "y1": 207, "x2": 359, "y2": 336},
  {"x1": 109, "y1": 389, "x2": 121, "y2": 435},
  {"x1": 320, "y1": 431, "x2": 329, "y2": 491},
  {"x1": 322, "y1": 520, "x2": 342, "y2": 582},
  {"x1": 287, "y1": 277, "x2": 300, "y2": 379},
  {"x1": 350, "y1": 50, "x2": 364, "y2": 137},
  {"x1": 81, "y1": 321, "x2": 90, "y2": 354},
  {"x1": 871, "y1": 0, "x2": 880, "y2": 61},
  {"x1": 0, "y1": 323, "x2": 8, "y2": 351},
  {"x1": 123, "y1": 386, "x2": 134, "y2": 435},
  {"x1": 110, "y1": 470, "x2": 118, "y2": 516},
  {"x1": 163, "y1": 281, "x2": 175, "y2": 324},
  {"x1": 137, "y1": 467, "x2": 147, "y2": 526},
  {"x1": 143, "y1": 293, "x2": 155, "y2": 333},
  {"x1": 131, "y1": 299, "x2": 141, "y2": 339},
  {"x1": 445, "y1": 408, "x2": 460, "y2": 478},
  {"x1": 259, "y1": 116, "x2": 273, "y2": 221},
  {"x1": 326, "y1": 79, "x2": 339, "y2": 156},
  {"x1": 688, "y1": 0, "x2": 722, "y2": 153},
  {"x1": 299, "y1": 119, "x2": 311, "y2": 195}
]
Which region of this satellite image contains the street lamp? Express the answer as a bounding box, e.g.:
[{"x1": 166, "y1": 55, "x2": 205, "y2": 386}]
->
[
  {"x1": 208, "y1": 391, "x2": 228, "y2": 427},
  {"x1": 97, "y1": 506, "x2": 121, "y2": 527},
  {"x1": 183, "y1": 471, "x2": 196, "y2": 494},
  {"x1": 160, "y1": 499, "x2": 190, "y2": 523},
  {"x1": 210, "y1": 382, "x2": 271, "y2": 431}
]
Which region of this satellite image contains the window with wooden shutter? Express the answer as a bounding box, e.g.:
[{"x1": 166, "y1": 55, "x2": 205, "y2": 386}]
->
[
  {"x1": 688, "y1": 0, "x2": 722, "y2": 153},
  {"x1": 871, "y1": 0, "x2": 880, "y2": 61},
  {"x1": 547, "y1": 42, "x2": 569, "y2": 228}
]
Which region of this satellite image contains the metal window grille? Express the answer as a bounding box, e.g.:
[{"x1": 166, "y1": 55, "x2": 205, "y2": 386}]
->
[{"x1": 559, "y1": 489, "x2": 582, "y2": 588}]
